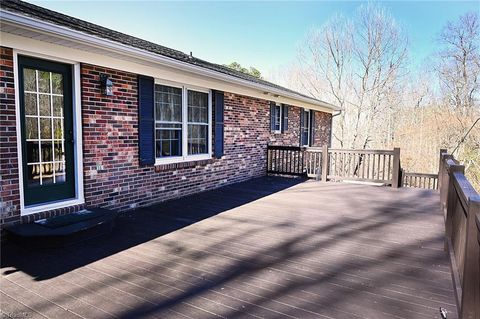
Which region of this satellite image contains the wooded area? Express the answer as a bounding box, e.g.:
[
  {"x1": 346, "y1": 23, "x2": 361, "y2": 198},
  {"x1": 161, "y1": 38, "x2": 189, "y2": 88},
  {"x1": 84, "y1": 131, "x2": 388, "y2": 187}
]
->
[{"x1": 271, "y1": 4, "x2": 479, "y2": 191}]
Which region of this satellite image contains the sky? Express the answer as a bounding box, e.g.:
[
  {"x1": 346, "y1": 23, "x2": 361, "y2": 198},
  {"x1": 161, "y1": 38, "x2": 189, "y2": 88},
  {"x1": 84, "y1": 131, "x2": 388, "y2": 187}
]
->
[{"x1": 30, "y1": 1, "x2": 479, "y2": 79}]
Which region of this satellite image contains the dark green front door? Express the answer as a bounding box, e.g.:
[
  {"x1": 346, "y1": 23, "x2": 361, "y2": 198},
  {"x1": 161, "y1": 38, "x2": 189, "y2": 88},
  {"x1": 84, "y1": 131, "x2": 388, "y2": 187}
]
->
[{"x1": 18, "y1": 56, "x2": 75, "y2": 206}]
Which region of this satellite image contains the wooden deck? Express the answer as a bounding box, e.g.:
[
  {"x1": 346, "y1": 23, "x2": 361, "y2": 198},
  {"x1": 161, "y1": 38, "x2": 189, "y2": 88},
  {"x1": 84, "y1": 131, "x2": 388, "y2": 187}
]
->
[{"x1": 1, "y1": 177, "x2": 457, "y2": 319}]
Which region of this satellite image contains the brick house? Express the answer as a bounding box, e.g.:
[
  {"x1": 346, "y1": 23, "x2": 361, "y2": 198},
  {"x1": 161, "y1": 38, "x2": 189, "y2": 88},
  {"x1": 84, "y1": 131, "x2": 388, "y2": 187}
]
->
[{"x1": 0, "y1": 0, "x2": 339, "y2": 226}]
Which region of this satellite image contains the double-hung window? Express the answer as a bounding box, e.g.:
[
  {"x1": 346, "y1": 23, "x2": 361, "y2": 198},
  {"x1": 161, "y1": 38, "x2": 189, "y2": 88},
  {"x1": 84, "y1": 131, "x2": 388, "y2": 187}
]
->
[
  {"x1": 301, "y1": 109, "x2": 311, "y2": 146},
  {"x1": 272, "y1": 103, "x2": 282, "y2": 133},
  {"x1": 154, "y1": 81, "x2": 211, "y2": 164}
]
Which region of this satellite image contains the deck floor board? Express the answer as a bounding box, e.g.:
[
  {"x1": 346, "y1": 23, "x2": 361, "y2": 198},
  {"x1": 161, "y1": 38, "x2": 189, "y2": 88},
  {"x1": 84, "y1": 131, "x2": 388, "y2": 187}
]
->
[{"x1": 1, "y1": 177, "x2": 457, "y2": 318}]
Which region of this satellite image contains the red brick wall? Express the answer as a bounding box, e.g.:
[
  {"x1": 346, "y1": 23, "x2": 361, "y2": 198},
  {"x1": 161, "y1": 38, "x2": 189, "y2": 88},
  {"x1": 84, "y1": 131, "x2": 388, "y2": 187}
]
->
[
  {"x1": 0, "y1": 57, "x2": 332, "y2": 225},
  {"x1": 80, "y1": 66, "x2": 289, "y2": 212},
  {"x1": 80, "y1": 67, "x2": 332, "y2": 213},
  {"x1": 0, "y1": 47, "x2": 20, "y2": 225},
  {"x1": 313, "y1": 111, "x2": 332, "y2": 147}
]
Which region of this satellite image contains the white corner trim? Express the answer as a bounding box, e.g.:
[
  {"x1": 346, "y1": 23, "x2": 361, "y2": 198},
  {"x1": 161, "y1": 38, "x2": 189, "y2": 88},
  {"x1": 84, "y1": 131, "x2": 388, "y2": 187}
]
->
[
  {"x1": 0, "y1": 9, "x2": 340, "y2": 112},
  {"x1": 13, "y1": 50, "x2": 85, "y2": 216}
]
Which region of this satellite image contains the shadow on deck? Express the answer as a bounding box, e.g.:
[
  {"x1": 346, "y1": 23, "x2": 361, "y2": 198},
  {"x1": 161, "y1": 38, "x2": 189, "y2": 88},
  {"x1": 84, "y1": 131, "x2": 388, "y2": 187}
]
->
[{"x1": 0, "y1": 177, "x2": 456, "y2": 319}]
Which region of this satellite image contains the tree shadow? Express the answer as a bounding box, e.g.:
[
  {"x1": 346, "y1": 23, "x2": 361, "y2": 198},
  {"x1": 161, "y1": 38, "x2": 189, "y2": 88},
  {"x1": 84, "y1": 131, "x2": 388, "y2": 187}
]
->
[
  {"x1": 0, "y1": 176, "x2": 304, "y2": 281},
  {"x1": 0, "y1": 178, "x2": 457, "y2": 318}
]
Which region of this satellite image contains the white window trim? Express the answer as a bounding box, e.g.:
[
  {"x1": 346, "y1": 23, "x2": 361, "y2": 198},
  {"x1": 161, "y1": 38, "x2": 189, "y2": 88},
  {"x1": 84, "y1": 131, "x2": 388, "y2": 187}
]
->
[
  {"x1": 13, "y1": 49, "x2": 85, "y2": 216},
  {"x1": 154, "y1": 79, "x2": 212, "y2": 166},
  {"x1": 273, "y1": 103, "x2": 283, "y2": 134}
]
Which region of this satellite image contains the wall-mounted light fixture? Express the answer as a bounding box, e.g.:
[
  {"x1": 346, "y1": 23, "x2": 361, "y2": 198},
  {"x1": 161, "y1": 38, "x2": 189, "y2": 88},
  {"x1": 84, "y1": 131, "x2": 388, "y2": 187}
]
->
[{"x1": 100, "y1": 74, "x2": 114, "y2": 96}]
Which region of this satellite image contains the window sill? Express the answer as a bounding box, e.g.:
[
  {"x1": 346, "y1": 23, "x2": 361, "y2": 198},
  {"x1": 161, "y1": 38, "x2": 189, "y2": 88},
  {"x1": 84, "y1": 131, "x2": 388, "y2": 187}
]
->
[{"x1": 154, "y1": 155, "x2": 214, "y2": 172}]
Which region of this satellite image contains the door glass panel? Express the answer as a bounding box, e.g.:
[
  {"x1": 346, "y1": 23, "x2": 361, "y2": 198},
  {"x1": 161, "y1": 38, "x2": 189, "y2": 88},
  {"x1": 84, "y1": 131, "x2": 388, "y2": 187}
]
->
[
  {"x1": 54, "y1": 141, "x2": 64, "y2": 161},
  {"x1": 27, "y1": 164, "x2": 41, "y2": 186},
  {"x1": 53, "y1": 96, "x2": 63, "y2": 116},
  {"x1": 51, "y1": 73, "x2": 63, "y2": 94},
  {"x1": 38, "y1": 71, "x2": 50, "y2": 93},
  {"x1": 25, "y1": 117, "x2": 38, "y2": 139},
  {"x1": 23, "y1": 68, "x2": 66, "y2": 186},
  {"x1": 26, "y1": 141, "x2": 39, "y2": 163},
  {"x1": 40, "y1": 118, "x2": 52, "y2": 139},
  {"x1": 39, "y1": 95, "x2": 51, "y2": 116},
  {"x1": 53, "y1": 118, "x2": 63, "y2": 139},
  {"x1": 42, "y1": 162, "x2": 54, "y2": 185},
  {"x1": 55, "y1": 162, "x2": 66, "y2": 183},
  {"x1": 23, "y1": 68, "x2": 37, "y2": 92},
  {"x1": 41, "y1": 142, "x2": 53, "y2": 162},
  {"x1": 24, "y1": 93, "x2": 37, "y2": 115}
]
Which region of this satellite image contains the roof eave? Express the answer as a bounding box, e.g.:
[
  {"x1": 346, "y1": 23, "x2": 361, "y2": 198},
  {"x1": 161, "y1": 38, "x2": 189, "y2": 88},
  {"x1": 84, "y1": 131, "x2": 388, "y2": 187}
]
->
[{"x1": 0, "y1": 9, "x2": 340, "y2": 112}]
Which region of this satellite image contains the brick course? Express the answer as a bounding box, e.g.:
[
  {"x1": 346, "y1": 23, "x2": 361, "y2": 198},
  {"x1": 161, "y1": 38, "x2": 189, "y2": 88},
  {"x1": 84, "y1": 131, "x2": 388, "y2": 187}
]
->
[{"x1": 0, "y1": 56, "x2": 332, "y2": 225}]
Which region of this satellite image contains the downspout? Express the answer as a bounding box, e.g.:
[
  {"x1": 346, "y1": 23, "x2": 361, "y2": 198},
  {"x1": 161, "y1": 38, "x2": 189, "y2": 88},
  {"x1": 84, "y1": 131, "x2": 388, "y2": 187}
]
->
[{"x1": 329, "y1": 110, "x2": 342, "y2": 147}]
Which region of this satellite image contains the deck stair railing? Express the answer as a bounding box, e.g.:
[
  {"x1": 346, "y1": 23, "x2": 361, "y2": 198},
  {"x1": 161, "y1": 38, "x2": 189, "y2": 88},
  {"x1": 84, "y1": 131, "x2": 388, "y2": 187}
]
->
[
  {"x1": 402, "y1": 171, "x2": 439, "y2": 190},
  {"x1": 439, "y1": 150, "x2": 480, "y2": 319}
]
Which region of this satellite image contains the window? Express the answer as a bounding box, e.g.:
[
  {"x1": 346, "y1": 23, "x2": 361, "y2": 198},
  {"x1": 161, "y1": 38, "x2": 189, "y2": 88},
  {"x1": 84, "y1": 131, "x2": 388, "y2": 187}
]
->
[
  {"x1": 301, "y1": 109, "x2": 311, "y2": 146},
  {"x1": 155, "y1": 84, "x2": 182, "y2": 158},
  {"x1": 154, "y1": 81, "x2": 211, "y2": 163},
  {"x1": 272, "y1": 103, "x2": 282, "y2": 132},
  {"x1": 187, "y1": 90, "x2": 209, "y2": 155}
]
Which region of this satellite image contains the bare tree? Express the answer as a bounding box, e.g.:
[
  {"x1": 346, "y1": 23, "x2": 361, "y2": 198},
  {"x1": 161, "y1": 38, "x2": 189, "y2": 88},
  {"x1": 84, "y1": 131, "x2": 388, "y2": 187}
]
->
[
  {"x1": 436, "y1": 12, "x2": 480, "y2": 112},
  {"x1": 270, "y1": 5, "x2": 480, "y2": 191},
  {"x1": 297, "y1": 4, "x2": 408, "y2": 149}
]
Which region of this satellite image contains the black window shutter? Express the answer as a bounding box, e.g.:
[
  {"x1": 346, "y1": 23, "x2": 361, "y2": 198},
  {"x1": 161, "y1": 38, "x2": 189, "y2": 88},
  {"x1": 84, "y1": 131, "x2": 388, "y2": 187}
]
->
[
  {"x1": 214, "y1": 90, "x2": 224, "y2": 158},
  {"x1": 270, "y1": 102, "x2": 276, "y2": 131},
  {"x1": 310, "y1": 110, "x2": 316, "y2": 146},
  {"x1": 281, "y1": 104, "x2": 288, "y2": 132},
  {"x1": 138, "y1": 75, "x2": 155, "y2": 165}
]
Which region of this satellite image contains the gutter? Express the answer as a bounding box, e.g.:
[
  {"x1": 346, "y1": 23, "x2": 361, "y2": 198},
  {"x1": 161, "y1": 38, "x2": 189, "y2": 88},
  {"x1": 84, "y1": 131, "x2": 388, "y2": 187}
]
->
[
  {"x1": 0, "y1": 10, "x2": 340, "y2": 112},
  {"x1": 329, "y1": 109, "x2": 342, "y2": 147}
]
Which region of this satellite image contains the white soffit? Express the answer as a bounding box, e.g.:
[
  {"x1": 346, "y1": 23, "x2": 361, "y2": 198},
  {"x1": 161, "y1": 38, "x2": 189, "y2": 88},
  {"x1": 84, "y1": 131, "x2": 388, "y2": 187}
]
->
[{"x1": 0, "y1": 10, "x2": 340, "y2": 113}]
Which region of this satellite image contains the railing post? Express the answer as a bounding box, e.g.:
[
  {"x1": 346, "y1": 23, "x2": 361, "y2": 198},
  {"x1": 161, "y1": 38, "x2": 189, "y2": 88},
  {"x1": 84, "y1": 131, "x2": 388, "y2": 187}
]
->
[
  {"x1": 321, "y1": 144, "x2": 329, "y2": 182},
  {"x1": 266, "y1": 144, "x2": 270, "y2": 175},
  {"x1": 440, "y1": 154, "x2": 454, "y2": 215},
  {"x1": 461, "y1": 196, "x2": 480, "y2": 319},
  {"x1": 438, "y1": 148, "x2": 447, "y2": 191},
  {"x1": 391, "y1": 147, "x2": 401, "y2": 188},
  {"x1": 445, "y1": 163, "x2": 465, "y2": 250}
]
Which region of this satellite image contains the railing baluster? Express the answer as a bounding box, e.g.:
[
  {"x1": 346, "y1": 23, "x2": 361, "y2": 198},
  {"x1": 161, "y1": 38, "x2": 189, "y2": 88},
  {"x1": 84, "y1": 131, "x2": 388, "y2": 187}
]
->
[{"x1": 382, "y1": 154, "x2": 386, "y2": 181}]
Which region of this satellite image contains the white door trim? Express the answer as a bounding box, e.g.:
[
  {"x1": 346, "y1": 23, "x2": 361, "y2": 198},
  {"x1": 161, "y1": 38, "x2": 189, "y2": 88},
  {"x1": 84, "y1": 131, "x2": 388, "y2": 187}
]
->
[{"x1": 13, "y1": 49, "x2": 85, "y2": 216}]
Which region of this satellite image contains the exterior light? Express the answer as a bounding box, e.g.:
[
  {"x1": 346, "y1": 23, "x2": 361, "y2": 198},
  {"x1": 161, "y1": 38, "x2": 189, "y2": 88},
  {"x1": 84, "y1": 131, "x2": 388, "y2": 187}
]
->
[{"x1": 100, "y1": 74, "x2": 114, "y2": 96}]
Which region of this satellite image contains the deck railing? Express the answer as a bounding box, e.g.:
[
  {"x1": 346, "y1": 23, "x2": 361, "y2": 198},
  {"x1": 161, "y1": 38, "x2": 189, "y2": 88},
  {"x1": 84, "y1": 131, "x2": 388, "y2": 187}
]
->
[
  {"x1": 267, "y1": 145, "x2": 401, "y2": 187},
  {"x1": 439, "y1": 150, "x2": 480, "y2": 319},
  {"x1": 266, "y1": 145, "x2": 305, "y2": 176},
  {"x1": 402, "y1": 171, "x2": 439, "y2": 190},
  {"x1": 326, "y1": 148, "x2": 399, "y2": 186}
]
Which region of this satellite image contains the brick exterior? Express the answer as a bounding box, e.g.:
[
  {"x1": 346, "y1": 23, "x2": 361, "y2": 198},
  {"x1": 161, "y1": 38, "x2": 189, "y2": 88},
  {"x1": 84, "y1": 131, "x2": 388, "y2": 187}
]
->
[
  {"x1": 313, "y1": 111, "x2": 332, "y2": 147},
  {"x1": 0, "y1": 47, "x2": 20, "y2": 225},
  {"x1": 0, "y1": 53, "x2": 332, "y2": 226}
]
